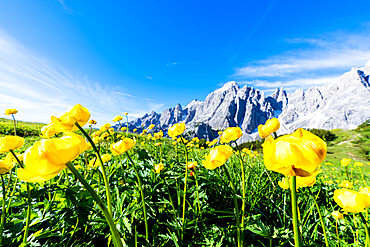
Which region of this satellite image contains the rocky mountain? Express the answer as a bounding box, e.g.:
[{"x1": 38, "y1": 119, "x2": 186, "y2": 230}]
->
[{"x1": 124, "y1": 62, "x2": 370, "y2": 142}]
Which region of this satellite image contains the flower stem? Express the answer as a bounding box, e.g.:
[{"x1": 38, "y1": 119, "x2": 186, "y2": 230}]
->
[
  {"x1": 308, "y1": 188, "x2": 329, "y2": 247},
  {"x1": 359, "y1": 212, "x2": 370, "y2": 246},
  {"x1": 223, "y1": 164, "x2": 241, "y2": 247},
  {"x1": 0, "y1": 175, "x2": 6, "y2": 245},
  {"x1": 290, "y1": 176, "x2": 302, "y2": 247},
  {"x1": 75, "y1": 122, "x2": 113, "y2": 216},
  {"x1": 65, "y1": 162, "x2": 123, "y2": 247},
  {"x1": 126, "y1": 152, "x2": 149, "y2": 246},
  {"x1": 179, "y1": 136, "x2": 189, "y2": 243},
  {"x1": 11, "y1": 114, "x2": 16, "y2": 136}
]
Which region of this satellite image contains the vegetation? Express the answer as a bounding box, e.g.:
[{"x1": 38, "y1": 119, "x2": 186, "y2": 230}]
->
[{"x1": 0, "y1": 113, "x2": 369, "y2": 246}]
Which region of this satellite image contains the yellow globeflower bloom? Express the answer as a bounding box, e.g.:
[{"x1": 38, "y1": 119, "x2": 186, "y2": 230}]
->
[
  {"x1": 51, "y1": 104, "x2": 90, "y2": 132},
  {"x1": 89, "y1": 119, "x2": 97, "y2": 125},
  {"x1": 354, "y1": 162, "x2": 363, "y2": 167},
  {"x1": 154, "y1": 131, "x2": 164, "y2": 139},
  {"x1": 148, "y1": 124, "x2": 155, "y2": 130},
  {"x1": 41, "y1": 123, "x2": 59, "y2": 138},
  {"x1": 187, "y1": 161, "x2": 198, "y2": 169},
  {"x1": 0, "y1": 136, "x2": 24, "y2": 153},
  {"x1": 263, "y1": 128, "x2": 326, "y2": 177},
  {"x1": 0, "y1": 160, "x2": 14, "y2": 174},
  {"x1": 110, "y1": 138, "x2": 136, "y2": 155},
  {"x1": 153, "y1": 163, "x2": 164, "y2": 173},
  {"x1": 112, "y1": 115, "x2": 123, "y2": 122},
  {"x1": 338, "y1": 180, "x2": 353, "y2": 189},
  {"x1": 331, "y1": 211, "x2": 344, "y2": 220},
  {"x1": 5, "y1": 109, "x2": 18, "y2": 115},
  {"x1": 168, "y1": 123, "x2": 186, "y2": 138},
  {"x1": 17, "y1": 132, "x2": 86, "y2": 182},
  {"x1": 89, "y1": 154, "x2": 112, "y2": 168},
  {"x1": 340, "y1": 158, "x2": 351, "y2": 167},
  {"x1": 220, "y1": 127, "x2": 243, "y2": 143},
  {"x1": 100, "y1": 123, "x2": 111, "y2": 132},
  {"x1": 359, "y1": 186, "x2": 370, "y2": 208},
  {"x1": 258, "y1": 118, "x2": 280, "y2": 138},
  {"x1": 124, "y1": 112, "x2": 128, "y2": 116},
  {"x1": 133, "y1": 128, "x2": 137, "y2": 132},
  {"x1": 202, "y1": 145, "x2": 233, "y2": 170},
  {"x1": 334, "y1": 189, "x2": 369, "y2": 213},
  {"x1": 278, "y1": 174, "x2": 319, "y2": 190},
  {"x1": 278, "y1": 177, "x2": 290, "y2": 190}
]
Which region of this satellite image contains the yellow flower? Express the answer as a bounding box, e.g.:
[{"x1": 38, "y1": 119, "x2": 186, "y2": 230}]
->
[
  {"x1": 112, "y1": 115, "x2": 123, "y2": 122},
  {"x1": 51, "y1": 104, "x2": 90, "y2": 132},
  {"x1": 17, "y1": 132, "x2": 86, "y2": 182},
  {"x1": 278, "y1": 174, "x2": 319, "y2": 190},
  {"x1": 155, "y1": 142, "x2": 162, "y2": 146},
  {"x1": 168, "y1": 123, "x2": 186, "y2": 137},
  {"x1": 89, "y1": 154, "x2": 112, "y2": 168},
  {"x1": 5, "y1": 109, "x2": 18, "y2": 115},
  {"x1": 0, "y1": 136, "x2": 24, "y2": 153},
  {"x1": 121, "y1": 127, "x2": 127, "y2": 131},
  {"x1": 220, "y1": 127, "x2": 243, "y2": 143},
  {"x1": 359, "y1": 186, "x2": 370, "y2": 208},
  {"x1": 154, "y1": 131, "x2": 164, "y2": 139},
  {"x1": 99, "y1": 123, "x2": 111, "y2": 132},
  {"x1": 354, "y1": 162, "x2": 363, "y2": 167},
  {"x1": 124, "y1": 112, "x2": 128, "y2": 116},
  {"x1": 91, "y1": 131, "x2": 101, "y2": 138},
  {"x1": 41, "y1": 123, "x2": 59, "y2": 138},
  {"x1": 263, "y1": 128, "x2": 326, "y2": 177},
  {"x1": 331, "y1": 211, "x2": 344, "y2": 220},
  {"x1": 89, "y1": 119, "x2": 97, "y2": 125},
  {"x1": 0, "y1": 159, "x2": 14, "y2": 174},
  {"x1": 187, "y1": 161, "x2": 198, "y2": 169},
  {"x1": 202, "y1": 145, "x2": 233, "y2": 170},
  {"x1": 148, "y1": 124, "x2": 155, "y2": 129},
  {"x1": 333, "y1": 188, "x2": 369, "y2": 213},
  {"x1": 338, "y1": 180, "x2": 353, "y2": 189},
  {"x1": 133, "y1": 128, "x2": 137, "y2": 132},
  {"x1": 258, "y1": 118, "x2": 280, "y2": 138},
  {"x1": 340, "y1": 158, "x2": 351, "y2": 167},
  {"x1": 153, "y1": 163, "x2": 164, "y2": 173},
  {"x1": 110, "y1": 138, "x2": 136, "y2": 155}
]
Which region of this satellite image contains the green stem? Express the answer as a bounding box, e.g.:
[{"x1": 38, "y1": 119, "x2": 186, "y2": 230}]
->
[
  {"x1": 335, "y1": 220, "x2": 341, "y2": 247},
  {"x1": 307, "y1": 188, "x2": 329, "y2": 247},
  {"x1": 126, "y1": 152, "x2": 149, "y2": 246},
  {"x1": 75, "y1": 122, "x2": 113, "y2": 216},
  {"x1": 223, "y1": 164, "x2": 241, "y2": 247},
  {"x1": 65, "y1": 162, "x2": 123, "y2": 247},
  {"x1": 163, "y1": 176, "x2": 180, "y2": 238},
  {"x1": 0, "y1": 175, "x2": 6, "y2": 245},
  {"x1": 11, "y1": 114, "x2": 16, "y2": 136},
  {"x1": 23, "y1": 183, "x2": 31, "y2": 243},
  {"x1": 179, "y1": 136, "x2": 189, "y2": 242},
  {"x1": 359, "y1": 212, "x2": 370, "y2": 246},
  {"x1": 290, "y1": 176, "x2": 302, "y2": 247},
  {"x1": 234, "y1": 141, "x2": 245, "y2": 247}
]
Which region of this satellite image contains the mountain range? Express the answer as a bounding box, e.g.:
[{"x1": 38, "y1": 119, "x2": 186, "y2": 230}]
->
[{"x1": 123, "y1": 62, "x2": 370, "y2": 142}]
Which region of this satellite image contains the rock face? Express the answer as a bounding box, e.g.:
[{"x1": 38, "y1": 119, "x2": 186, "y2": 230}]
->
[{"x1": 125, "y1": 63, "x2": 370, "y2": 141}]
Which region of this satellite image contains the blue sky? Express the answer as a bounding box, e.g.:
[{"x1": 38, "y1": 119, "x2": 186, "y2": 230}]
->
[{"x1": 1, "y1": 0, "x2": 370, "y2": 124}]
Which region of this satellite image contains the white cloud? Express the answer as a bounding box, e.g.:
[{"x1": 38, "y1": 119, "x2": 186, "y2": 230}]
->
[
  {"x1": 0, "y1": 29, "x2": 163, "y2": 125},
  {"x1": 233, "y1": 29, "x2": 370, "y2": 92}
]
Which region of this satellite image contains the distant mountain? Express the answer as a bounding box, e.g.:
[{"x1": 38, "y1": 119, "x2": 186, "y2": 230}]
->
[{"x1": 123, "y1": 62, "x2": 370, "y2": 142}]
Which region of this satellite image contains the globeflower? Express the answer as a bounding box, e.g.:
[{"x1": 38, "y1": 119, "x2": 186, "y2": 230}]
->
[
  {"x1": 89, "y1": 154, "x2": 112, "y2": 168},
  {"x1": 278, "y1": 174, "x2": 319, "y2": 190},
  {"x1": 5, "y1": 109, "x2": 18, "y2": 115},
  {"x1": 220, "y1": 127, "x2": 243, "y2": 143},
  {"x1": 263, "y1": 128, "x2": 326, "y2": 177},
  {"x1": 0, "y1": 136, "x2": 24, "y2": 153},
  {"x1": 202, "y1": 145, "x2": 233, "y2": 170},
  {"x1": 17, "y1": 132, "x2": 86, "y2": 182},
  {"x1": 333, "y1": 188, "x2": 370, "y2": 213},
  {"x1": 258, "y1": 118, "x2": 280, "y2": 138},
  {"x1": 112, "y1": 115, "x2": 123, "y2": 122},
  {"x1": 187, "y1": 161, "x2": 198, "y2": 169},
  {"x1": 51, "y1": 104, "x2": 90, "y2": 132},
  {"x1": 41, "y1": 123, "x2": 59, "y2": 138},
  {"x1": 331, "y1": 211, "x2": 344, "y2": 220},
  {"x1": 100, "y1": 123, "x2": 111, "y2": 132},
  {"x1": 168, "y1": 123, "x2": 186, "y2": 137},
  {"x1": 153, "y1": 163, "x2": 164, "y2": 173},
  {"x1": 340, "y1": 158, "x2": 351, "y2": 167},
  {"x1": 0, "y1": 159, "x2": 14, "y2": 174},
  {"x1": 148, "y1": 124, "x2": 155, "y2": 130},
  {"x1": 89, "y1": 119, "x2": 97, "y2": 125},
  {"x1": 110, "y1": 138, "x2": 136, "y2": 155}
]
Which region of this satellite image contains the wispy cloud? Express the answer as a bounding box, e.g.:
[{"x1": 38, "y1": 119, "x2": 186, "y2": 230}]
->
[
  {"x1": 233, "y1": 28, "x2": 370, "y2": 93},
  {"x1": 0, "y1": 29, "x2": 163, "y2": 124}
]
